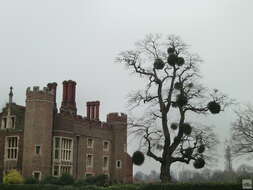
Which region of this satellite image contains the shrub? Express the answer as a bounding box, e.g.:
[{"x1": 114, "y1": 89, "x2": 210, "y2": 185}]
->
[
  {"x1": 25, "y1": 176, "x2": 39, "y2": 184},
  {"x1": 58, "y1": 173, "x2": 74, "y2": 185},
  {"x1": 3, "y1": 169, "x2": 24, "y2": 184},
  {"x1": 41, "y1": 176, "x2": 59, "y2": 185},
  {"x1": 76, "y1": 174, "x2": 109, "y2": 187}
]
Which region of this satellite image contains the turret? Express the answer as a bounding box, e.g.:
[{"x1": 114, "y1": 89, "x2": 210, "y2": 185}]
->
[
  {"x1": 107, "y1": 112, "x2": 128, "y2": 182},
  {"x1": 22, "y1": 86, "x2": 55, "y2": 179},
  {"x1": 47, "y1": 82, "x2": 57, "y2": 112}
]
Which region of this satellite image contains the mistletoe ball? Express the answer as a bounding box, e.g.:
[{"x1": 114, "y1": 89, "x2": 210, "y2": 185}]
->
[
  {"x1": 198, "y1": 144, "x2": 205, "y2": 153},
  {"x1": 177, "y1": 57, "x2": 185, "y2": 66},
  {"x1": 154, "y1": 58, "x2": 165, "y2": 70},
  {"x1": 167, "y1": 54, "x2": 178, "y2": 66},
  {"x1": 171, "y1": 123, "x2": 178, "y2": 130},
  {"x1": 174, "y1": 82, "x2": 182, "y2": 90},
  {"x1": 132, "y1": 151, "x2": 145, "y2": 166},
  {"x1": 184, "y1": 147, "x2": 193, "y2": 157},
  {"x1": 182, "y1": 123, "x2": 192, "y2": 135},
  {"x1": 193, "y1": 158, "x2": 205, "y2": 169},
  {"x1": 167, "y1": 47, "x2": 175, "y2": 54},
  {"x1": 207, "y1": 101, "x2": 221, "y2": 114},
  {"x1": 176, "y1": 94, "x2": 188, "y2": 107}
]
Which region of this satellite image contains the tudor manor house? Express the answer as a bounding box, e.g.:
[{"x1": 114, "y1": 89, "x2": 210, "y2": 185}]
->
[{"x1": 0, "y1": 80, "x2": 133, "y2": 183}]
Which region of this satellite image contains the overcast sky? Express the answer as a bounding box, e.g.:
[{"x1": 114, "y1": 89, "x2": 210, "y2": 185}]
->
[{"x1": 0, "y1": 0, "x2": 253, "y2": 174}]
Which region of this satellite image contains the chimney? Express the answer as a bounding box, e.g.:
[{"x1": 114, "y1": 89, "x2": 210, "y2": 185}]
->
[
  {"x1": 62, "y1": 81, "x2": 68, "y2": 105},
  {"x1": 86, "y1": 101, "x2": 100, "y2": 120},
  {"x1": 60, "y1": 80, "x2": 77, "y2": 115}
]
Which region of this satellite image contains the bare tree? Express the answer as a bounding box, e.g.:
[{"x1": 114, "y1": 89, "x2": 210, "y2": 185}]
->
[
  {"x1": 116, "y1": 34, "x2": 230, "y2": 182},
  {"x1": 231, "y1": 104, "x2": 253, "y2": 158}
]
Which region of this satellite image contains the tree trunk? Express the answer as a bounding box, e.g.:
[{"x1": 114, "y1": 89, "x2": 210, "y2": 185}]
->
[{"x1": 160, "y1": 161, "x2": 172, "y2": 183}]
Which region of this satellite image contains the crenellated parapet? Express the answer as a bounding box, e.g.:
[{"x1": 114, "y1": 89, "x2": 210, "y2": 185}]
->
[
  {"x1": 26, "y1": 86, "x2": 54, "y2": 102},
  {"x1": 106, "y1": 112, "x2": 127, "y2": 123}
]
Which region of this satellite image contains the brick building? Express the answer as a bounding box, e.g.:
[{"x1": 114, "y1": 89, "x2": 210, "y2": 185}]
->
[{"x1": 0, "y1": 80, "x2": 133, "y2": 183}]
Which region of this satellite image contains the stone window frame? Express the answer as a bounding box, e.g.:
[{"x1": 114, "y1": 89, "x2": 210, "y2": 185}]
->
[
  {"x1": 87, "y1": 138, "x2": 94, "y2": 149},
  {"x1": 116, "y1": 160, "x2": 122, "y2": 169},
  {"x1": 35, "y1": 144, "x2": 41, "y2": 155},
  {"x1": 5, "y1": 136, "x2": 19, "y2": 161},
  {"x1": 52, "y1": 165, "x2": 60, "y2": 177},
  {"x1": 61, "y1": 138, "x2": 73, "y2": 161},
  {"x1": 102, "y1": 155, "x2": 109, "y2": 171},
  {"x1": 86, "y1": 153, "x2": 94, "y2": 168},
  {"x1": 53, "y1": 136, "x2": 73, "y2": 162},
  {"x1": 103, "y1": 140, "x2": 110, "y2": 151},
  {"x1": 32, "y1": 171, "x2": 42, "y2": 181},
  {"x1": 52, "y1": 136, "x2": 73, "y2": 177}
]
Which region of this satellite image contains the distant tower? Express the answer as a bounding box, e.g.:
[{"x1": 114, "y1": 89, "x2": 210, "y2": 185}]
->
[{"x1": 224, "y1": 140, "x2": 233, "y2": 172}]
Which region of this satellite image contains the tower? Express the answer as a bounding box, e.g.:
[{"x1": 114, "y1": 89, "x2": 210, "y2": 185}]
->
[
  {"x1": 22, "y1": 86, "x2": 55, "y2": 179},
  {"x1": 106, "y1": 112, "x2": 130, "y2": 182}
]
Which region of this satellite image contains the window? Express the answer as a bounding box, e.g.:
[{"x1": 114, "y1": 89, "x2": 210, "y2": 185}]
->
[
  {"x1": 1, "y1": 116, "x2": 15, "y2": 129},
  {"x1": 103, "y1": 141, "x2": 109, "y2": 151},
  {"x1": 53, "y1": 165, "x2": 60, "y2": 177},
  {"x1": 1, "y1": 117, "x2": 7, "y2": 129},
  {"x1": 32, "y1": 171, "x2": 41, "y2": 181},
  {"x1": 87, "y1": 138, "x2": 94, "y2": 148},
  {"x1": 61, "y1": 166, "x2": 71, "y2": 175},
  {"x1": 52, "y1": 137, "x2": 73, "y2": 176},
  {"x1": 86, "y1": 154, "x2": 93, "y2": 168},
  {"x1": 35, "y1": 145, "x2": 41, "y2": 155},
  {"x1": 53, "y1": 137, "x2": 73, "y2": 161},
  {"x1": 116, "y1": 160, "x2": 122, "y2": 169},
  {"x1": 54, "y1": 137, "x2": 60, "y2": 159},
  {"x1": 11, "y1": 116, "x2": 15, "y2": 128},
  {"x1": 103, "y1": 156, "x2": 109, "y2": 170},
  {"x1": 61, "y1": 138, "x2": 72, "y2": 161},
  {"x1": 5, "y1": 136, "x2": 18, "y2": 160}
]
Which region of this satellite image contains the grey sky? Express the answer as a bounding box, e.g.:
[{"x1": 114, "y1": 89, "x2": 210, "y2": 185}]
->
[{"x1": 0, "y1": 0, "x2": 253, "y2": 174}]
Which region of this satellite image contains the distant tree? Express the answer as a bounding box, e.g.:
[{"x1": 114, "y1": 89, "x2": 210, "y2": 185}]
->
[
  {"x1": 116, "y1": 34, "x2": 230, "y2": 182},
  {"x1": 231, "y1": 104, "x2": 253, "y2": 158},
  {"x1": 134, "y1": 171, "x2": 145, "y2": 182}
]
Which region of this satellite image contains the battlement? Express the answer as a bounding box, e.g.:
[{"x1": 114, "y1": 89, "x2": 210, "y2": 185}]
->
[
  {"x1": 106, "y1": 112, "x2": 127, "y2": 122},
  {"x1": 26, "y1": 86, "x2": 54, "y2": 102}
]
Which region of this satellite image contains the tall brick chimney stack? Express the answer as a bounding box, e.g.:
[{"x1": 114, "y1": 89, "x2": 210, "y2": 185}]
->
[
  {"x1": 47, "y1": 82, "x2": 57, "y2": 111},
  {"x1": 86, "y1": 101, "x2": 100, "y2": 120},
  {"x1": 60, "y1": 80, "x2": 77, "y2": 115}
]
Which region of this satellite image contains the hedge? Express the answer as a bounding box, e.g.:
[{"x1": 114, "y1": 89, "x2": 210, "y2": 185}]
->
[{"x1": 0, "y1": 183, "x2": 242, "y2": 190}]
